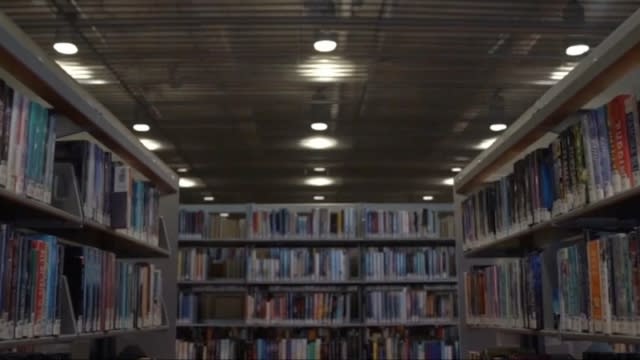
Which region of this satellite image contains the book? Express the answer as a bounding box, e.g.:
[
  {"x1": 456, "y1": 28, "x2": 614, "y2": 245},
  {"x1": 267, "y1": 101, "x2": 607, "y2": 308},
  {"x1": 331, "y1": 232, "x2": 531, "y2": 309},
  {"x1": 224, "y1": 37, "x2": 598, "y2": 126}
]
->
[
  {"x1": 178, "y1": 210, "x2": 246, "y2": 240},
  {"x1": 247, "y1": 248, "x2": 356, "y2": 282},
  {"x1": 364, "y1": 208, "x2": 443, "y2": 238},
  {"x1": 363, "y1": 246, "x2": 456, "y2": 281},
  {"x1": 365, "y1": 326, "x2": 458, "y2": 360},
  {"x1": 252, "y1": 207, "x2": 357, "y2": 239},
  {"x1": 364, "y1": 287, "x2": 456, "y2": 323},
  {"x1": 178, "y1": 247, "x2": 246, "y2": 281}
]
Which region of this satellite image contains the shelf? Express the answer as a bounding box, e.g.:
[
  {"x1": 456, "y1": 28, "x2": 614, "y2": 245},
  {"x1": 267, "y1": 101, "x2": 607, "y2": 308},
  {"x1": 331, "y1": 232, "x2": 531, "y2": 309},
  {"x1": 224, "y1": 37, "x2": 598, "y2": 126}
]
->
[
  {"x1": 178, "y1": 238, "x2": 456, "y2": 247},
  {"x1": 0, "y1": 187, "x2": 82, "y2": 227},
  {"x1": 176, "y1": 320, "x2": 458, "y2": 329},
  {"x1": 177, "y1": 279, "x2": 457, "y2": 287},
  {"x1": 467, "y1": 324, "x2": 539, "y2": 335},
  {"x1": 178, "y1": 279, "x2": 246, "y2": 286},
  {"x1": 454, "y1": 8, "x2": 640, "y2": 194},
  {"x1": 463, "y1": 183, "x2": 640, "y2": 258},
  {"x1": 465, "y1": 325, "x2": 640, "y2": 344},
  {"x1": 0, "y1": 326, "x2": 170, "y2": 349}
]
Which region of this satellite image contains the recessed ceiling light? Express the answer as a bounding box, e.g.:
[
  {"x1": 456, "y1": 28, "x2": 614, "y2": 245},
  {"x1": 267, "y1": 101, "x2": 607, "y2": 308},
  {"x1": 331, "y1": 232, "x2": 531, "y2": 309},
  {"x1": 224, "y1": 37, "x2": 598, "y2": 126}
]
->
[
  {"x1": 313, "y1": 195, "x2": 325, "y2": 200},
  {"x1": 451, "y1": 167, "x2": 462, "y2": 173},
  {"x1": 313, "y1": 167, "x2": 326, "y2": 172},
  {"x1": 300, "y1": 136, "x2": 337, "y2": 150},
  {"x1": 442, "y1": 178, "x2": 455, "y2": 186},
  {"x1": 489, "y1": 123, "x2": 507, "y2": 132},
  {"x1": 475, "y1": 138, "x2": 497, "y2": 150},
  {"x1": 53, "y1": 42, "x2": 78, "y2": 55},
  {"x1": 179, "y1": 178, "x2": 197, "y2": 188},
  {"x1": 220, "y1": 213, "x2": 230, "y2": 218},
  {"x1": 139, "y1": 138, "x2": 162, "y2": 151},
  {"x1": 305, "y1": 177, "x2": 334, "y2": 186},
  {"x1": 314, "y1": 39, "x2": 337, "y2": 53},
  {"x1": 203, "y1": 196, "x2": 215, "y2": 201},
  {"x1": 133, "y1": 123, "x2": 150, "y2": 132},
  {"x1": 565, "y1": 44, "x2": 589, "y2": 56},
  {"x1": 176, "y1": 167, "x2": 189, "y2": 173},
  {"x1": 422, "y1": 195, "x2": 434, "y2": 201},
  {"x1": 310, "y1": 122, "x2": 328, "y2": 131}
]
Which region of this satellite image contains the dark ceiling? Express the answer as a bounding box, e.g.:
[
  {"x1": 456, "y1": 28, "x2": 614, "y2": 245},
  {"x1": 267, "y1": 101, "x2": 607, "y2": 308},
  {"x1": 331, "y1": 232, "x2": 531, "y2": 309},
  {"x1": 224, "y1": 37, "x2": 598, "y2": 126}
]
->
[{"x1": 0, "y1": 0, "x2": 638, "y2": 203}]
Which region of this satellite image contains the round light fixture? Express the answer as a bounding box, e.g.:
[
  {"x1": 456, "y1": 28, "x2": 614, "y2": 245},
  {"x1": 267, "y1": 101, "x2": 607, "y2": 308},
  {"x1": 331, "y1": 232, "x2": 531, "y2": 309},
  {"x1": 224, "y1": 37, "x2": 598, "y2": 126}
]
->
[
  {"x1": 203, "y1": 196, "x2": 215, "y2": 202},
  {"x1": 133, "y1": 123, "x2": 150, "y2": 132},
  {"x1": 179, "y1": 178, "x2": 197, "y2": 188},
  {"x1": 305, "y1": 177, "x2": 334, "y2": 186},
  {"x1": 313, "y1": 195, "x2": 325, "y2": 201},
  {"x1": 313, "y1": 39, "x2": 337, "y2": 53},
  {"x1": 310, "y1": 122, "x2": 328, "y2": 131},
  {"x1": 451, "y1": 167, "x2": 462, "y2": 173},
  {"x1": 300, "y1": 136, "x2": 337, "y2": 150},
  {"x1": 489, "y1": 123, "x2": 507, "y2": 132},
  {"x1": 565, "y1": 44, "x2": 590, "y2": 57},
  {"x1": 53, "y1": 42, "x2": 78, "y2": 55},
  {"x1": 422, "y1": 195, "x2": 434, "y2": 201}
]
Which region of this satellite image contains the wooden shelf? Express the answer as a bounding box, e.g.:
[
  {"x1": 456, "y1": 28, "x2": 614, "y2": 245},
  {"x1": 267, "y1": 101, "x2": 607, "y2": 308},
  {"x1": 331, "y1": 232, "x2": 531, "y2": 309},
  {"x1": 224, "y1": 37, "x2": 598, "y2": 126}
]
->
[{"x1": 178, "y1": 237, "x2": 456, "y2": 247}]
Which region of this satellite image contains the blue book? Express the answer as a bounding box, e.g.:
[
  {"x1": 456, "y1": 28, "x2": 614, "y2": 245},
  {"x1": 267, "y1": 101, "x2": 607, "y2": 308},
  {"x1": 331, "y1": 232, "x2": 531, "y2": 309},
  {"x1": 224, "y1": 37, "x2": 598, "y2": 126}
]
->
[{"x1": 596, "y1": 107, "x2": 613, "y2": 196}]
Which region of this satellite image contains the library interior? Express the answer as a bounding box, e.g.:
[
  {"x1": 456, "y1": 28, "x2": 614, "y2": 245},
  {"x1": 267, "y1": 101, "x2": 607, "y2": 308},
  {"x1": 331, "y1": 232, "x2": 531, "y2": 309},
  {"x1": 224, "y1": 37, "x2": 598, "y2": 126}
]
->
[{"x1": 0, "y1": 1, "x2": 639, "y2": 359}]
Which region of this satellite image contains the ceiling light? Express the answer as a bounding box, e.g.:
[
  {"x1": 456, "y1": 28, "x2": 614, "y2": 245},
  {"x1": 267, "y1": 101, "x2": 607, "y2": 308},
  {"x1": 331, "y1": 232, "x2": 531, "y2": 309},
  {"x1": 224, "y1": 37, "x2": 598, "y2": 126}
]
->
[
  {"x1": 314, "y1": 38, "x2": 337, "y2": 53},
  {"x1": 203, "y1": 196, "x2": 215, "y2": 202},
  {"x1": 55, "y1": 60, "x2": 93, "y2": 80},
  {"x1": 313, "y1": 195, "x2": 325, "y2": 201},
  {"x1": 489, "y1": 123, "x2": 507, "y2": 132},
  {"x1": 313, "y1": 167, "x2": 326, "y2": 172},
  {"x1": 53, "y1": 42, "x2": 78, "y2": 55},
  {"x1": 179, "y1": 178, "x2": 197, "y2": 188},
  {"x1": 220, "y1": 213, "x2": 230, "y2": 218},
  {"x1": 551, "y1": 71, "x2": 569, "y2": 80},
  {"x1": 451, "y1": 167, "x2": 462, "y2": 173},
  {"x1": 139, "y1": 138, "x2": 162, "y2": 151},
  {"x1": 422, "y1": 195, "x2": 434, "y2": 201},
  {"x1": 177, "y1": 167, "x2": 189, "y2": 173},
  {"x1": 311, "y1": 122, "x2": 328, "y2": 131},
  {"x1": 298, "y1": 57, "x2": 354, "y2": 82},
  {"x1": 78, "y1": 79, "x2": 109, "y2": 85},
  {"x1": 442, "y1": 178, "x2": 455, "y2": 186},
  {"x1": 305, "y1": 177, "x2": 334, "y2": 186},
  {"x1": 133, "y1": 123, "x2": 150, "y2": 132},
  {"x1": 565, "y1": 44, "x2": 589, "y2": 56},
  {"x1": 475, "y1": 138, "x2": 497, "y2": 150},
  {"x1": 300, "y1": 136, "x2": 337, "y2": 150}
]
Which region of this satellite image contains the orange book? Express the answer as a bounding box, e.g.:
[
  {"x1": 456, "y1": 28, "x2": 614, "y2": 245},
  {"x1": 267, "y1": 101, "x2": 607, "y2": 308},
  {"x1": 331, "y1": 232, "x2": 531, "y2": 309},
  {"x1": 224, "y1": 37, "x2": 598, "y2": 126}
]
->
[
  {"x1": 587, "y1": 239, "x2": 603, "y2": 325},
  {"x1": 612, "y1": 96, "x2": 633, "y2": 186}
]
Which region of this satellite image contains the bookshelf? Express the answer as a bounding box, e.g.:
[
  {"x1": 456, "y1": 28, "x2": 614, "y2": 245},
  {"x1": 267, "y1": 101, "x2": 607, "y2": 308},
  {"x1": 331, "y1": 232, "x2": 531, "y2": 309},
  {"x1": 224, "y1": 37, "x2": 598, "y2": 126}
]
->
[
  {"x1": 0, "y1": 11, "x2": 179, "y2": 360},
  {"x1": 455, "y1": 7, "x2": 640, "y2": 358},
  {"x1": 176, "y1": 203, "x2": 460, "y2": 359}
]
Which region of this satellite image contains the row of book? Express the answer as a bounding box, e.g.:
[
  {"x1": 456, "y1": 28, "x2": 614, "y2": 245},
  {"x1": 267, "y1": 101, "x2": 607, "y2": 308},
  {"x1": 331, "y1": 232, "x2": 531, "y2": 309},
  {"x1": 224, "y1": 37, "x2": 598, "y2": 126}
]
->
[
  {"x1": 464, "y1": 254, "x2": 543, "y2": 330},
  {"x1": 365, "y1": 327, "x2": 458, "y2": 360},
  {"x1": 177, "y1": 248, "x2": 245, "y2": 281},
  {"x1": 57, "y1": 140, "x2": 161, "y2": 245},
  {"x1": 0, "y1": 80, "x2": 57, "y2": 205},
  {"x1": 248, "y1": 248, "x2": 354, "y2": 282},
  {"x1": 178, "y1": 210, "x2": 247, "y2": 240},
  {"x1": 246, "y1": 292, "x2": 354, "y2": 324},
  {"x1": 363, "y1": 247, "x2": 456, "y2": 280},
  {"x1": 0, "y1": 225, "x2": 164, "y2": 341},
  {"x1": 364, "y1": 208, "x2": 442, "y2": 238},
  {"x1": 461, "y1": 93, "x2": 640, "y2": 249},
  {"x1": 365, "y1": 289, "x2": 457, "y2": 323},
  {"x1": 252, "y1": 208, "x2": 358, "y2": 239},
  {"x1": 176, "y1": 338, "x2": 240, "y2": 360}
]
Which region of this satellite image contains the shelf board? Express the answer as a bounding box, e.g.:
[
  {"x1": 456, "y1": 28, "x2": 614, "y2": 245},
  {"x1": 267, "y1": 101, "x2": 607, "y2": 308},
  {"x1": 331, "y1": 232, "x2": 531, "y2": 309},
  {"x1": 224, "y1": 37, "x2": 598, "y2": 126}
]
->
[
  {"x1": 0, "y1": 326, "x2": 169, "y2": 349},
  {"x1": 176, "y1": 320, "x2": 458, "y2": 329},
  {"x1": 178, "y1": 238, "x2": 456, "y2": 247},
  {"x1": 539, "y1": 330, "x2": 640, "y2": 344},
  {"x1": 177, "y1": 279, "x2": 456, "y2": 287},
  {"x1": 178, "y1": 279, "x2": 246, "y2": 286},
  {"x1": 467, "y1": 324, "x2": 539, "y2": 335},
  {"x1": 463, "y1": 184, "x2": 640, "y2": 257},
  {"x1": 0, "y1": 187, "x2": 82, "y2": 226}
]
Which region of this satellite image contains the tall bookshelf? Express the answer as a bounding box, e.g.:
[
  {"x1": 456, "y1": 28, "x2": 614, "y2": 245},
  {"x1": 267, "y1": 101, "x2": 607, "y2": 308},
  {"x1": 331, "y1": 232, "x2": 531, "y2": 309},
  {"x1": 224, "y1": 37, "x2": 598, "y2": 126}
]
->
[
  {"x1": 175, "y1": 203, "x2": 460, "y2": 359},
  {"x1": 0, "y1": 11, "x2": 178, "y2": 360},
  {"x1": 455, "y1": 7, "x2": 640, "y2": 359}
]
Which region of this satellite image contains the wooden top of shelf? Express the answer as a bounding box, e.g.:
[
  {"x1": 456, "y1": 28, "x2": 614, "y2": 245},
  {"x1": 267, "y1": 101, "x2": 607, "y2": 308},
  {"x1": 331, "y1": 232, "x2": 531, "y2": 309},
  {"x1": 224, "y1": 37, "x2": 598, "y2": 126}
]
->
[
  {"x1": 454, "y1": 8, "x2": 640, "y2": 194},
  {"x1": 0, "y1": 13, "x2": 178, "y2": 194}
]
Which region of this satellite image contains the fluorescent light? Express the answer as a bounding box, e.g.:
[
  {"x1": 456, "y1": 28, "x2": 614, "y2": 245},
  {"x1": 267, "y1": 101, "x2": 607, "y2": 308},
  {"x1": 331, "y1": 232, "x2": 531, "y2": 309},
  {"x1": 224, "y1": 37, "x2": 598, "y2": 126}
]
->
[
  {"x1": 310, "y1": 122, "x2": 328, "y2": 131},
  {"x1": 475, "y1": 138, "x2": 497, "y2": 150},
  {"x1": 133, "y1": 123, "x2": 150, "y2": 132},
  {"x1": 78, "y1": 79, "x2": 109, "y2": 85},
  {"x1": 565, "y1": 44, "x2": 589, "y2": 56},
  {"x1": 314, "y1": 39, "x2": 337, "y2": 53},
  {"x1": 139, "y1": 138, "x2": 162, "y2": 151},
  {"x1": 489, "y1": 123, "x2": 507, "y2": 132},
  {"x1": 297, "y1": 57, "x2": 354, "y2": 82},
  {"x1": 179, "y1": 178, "x2": 197, "y2": 188},
  {"x1": 305, "y1": 177, "x2": 334, "y2": 186},
  {"x1": 313, "y1": 195, "x2": 325, "y2": 200},
  {"x1": 220, "y1": 213, "x2": 230, "y2": 218},
  {"x1": 442, "y1": 178, "x2": 455, "y2": 186},
  {"x1": 53, "y1": 42, "x2": 78, "y2": 55},
  {"x1": 55, "y1": 60, "x2": 93, "y2": 80},
  {"x1": 203, "y1": 196, "x2": 215, "y2": 201},
  {"x1": 451, "y1": 167, "x2": 462, "y2": 173},
  {"x1": 422, "y1": 195, "x2": 434, "y2": 201},
  {"x1": 313, "y1": 167, "x2": 326, "y2": 172},
  {"x1": 176, "y1": 167, "x2": 189, "y2": 173},
  {"x1": 300, "y1": 136, "x2": 337, "y2": 150},
  {"x1": 550, "y1": 71, "x2": 569, "y2": 80}
]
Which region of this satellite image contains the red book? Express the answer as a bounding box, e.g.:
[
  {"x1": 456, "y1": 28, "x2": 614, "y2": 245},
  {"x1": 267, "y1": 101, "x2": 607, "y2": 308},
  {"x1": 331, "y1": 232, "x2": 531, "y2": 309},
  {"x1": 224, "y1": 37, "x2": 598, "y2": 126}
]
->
[
  {"x1": 34, "y1": 240, "x2": 46, "y2": 335},
  {"x1": 610, "y1": 97, "x2": 633, "y2": 188}
]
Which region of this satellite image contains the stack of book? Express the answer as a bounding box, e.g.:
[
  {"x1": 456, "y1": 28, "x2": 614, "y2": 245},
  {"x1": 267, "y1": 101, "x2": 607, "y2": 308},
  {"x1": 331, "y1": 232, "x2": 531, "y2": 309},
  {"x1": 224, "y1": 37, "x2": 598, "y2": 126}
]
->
[
  {"x1": 365, "y1": 327, "x2": 459, "y2": 360},
  {"x1": 461, "y1": 93, "x2": 640, "y2": 250},
  {"x1": 362, "y1": 247, "x2": 456, "y2": 281},
  {"x1": 464, "y1": 253, "x2": 543, "y2": 330},
  {"x1": 363, "y1": 208, "x2": 442, "y2": 238},
  {"x1": 177, "y1": 247, "x2": 245, "y2": 281},
  {"x1": 364, "y1": 288, "x2": 456, "y2": 323},
  {"x1": 178, "y1": 210, "x2": 246, "y2": 240},
  {"x1": 0, "y1": 79, "x2": 58, "y2": 204},
  {"x1": 246, "y1": 291, "x2": 354, "y2": 325},
  {"x1": 175, "y1": 338, "x2": 242, "y2": 360},
  {"x1": 251, "y1": 207, "x2": 357, "y2": 239},
  {"x1": 247, "y1": 248, "x2": 355, "y2": 282},
  {"x1": 251, "y1": 337, "x2": 355, "y2": 360}
]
